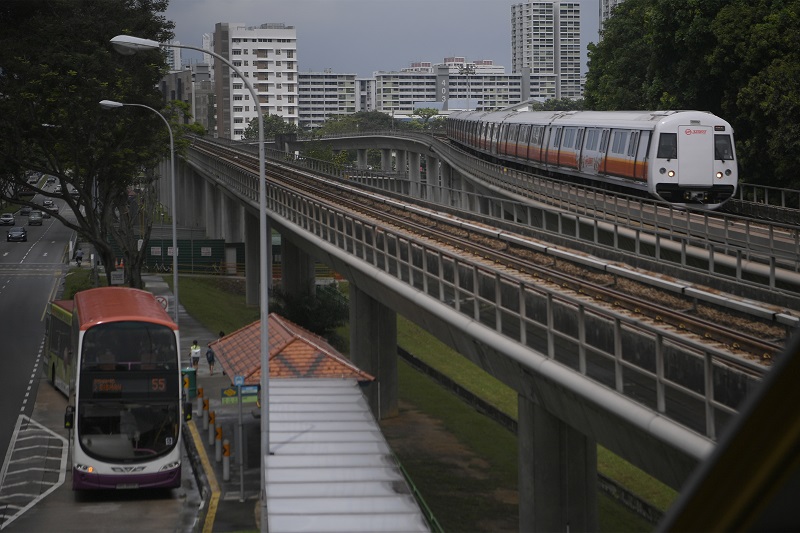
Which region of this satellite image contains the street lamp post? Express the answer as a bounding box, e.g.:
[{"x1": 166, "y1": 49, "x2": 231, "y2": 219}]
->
[
  {"x1": 99, "y1": 99, "x2": 179, "y2": 326},
  {"x1": 110, "y1": 35, "x2": 270, "y2": 531},
  {"x1": 458, "y1": 63, "x2": 476, "y2": 111}
]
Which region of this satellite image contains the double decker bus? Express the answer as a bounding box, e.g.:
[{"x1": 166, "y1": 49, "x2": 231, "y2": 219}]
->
[{"x1": 45, "y1": 287, "x2": 184, "y2": 490}]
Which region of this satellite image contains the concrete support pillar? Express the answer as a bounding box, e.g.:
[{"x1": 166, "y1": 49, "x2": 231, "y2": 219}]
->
[
  {"x1": 357, "y1": 149, "x2": 368, "y2": 169},
  {"x1": 463, "y1": 178, "x2": 475, "y2": 211},
  {"x1": 244, "y1": 211, "x2": 260, "y2": 307},
  {"x1": 381, "y1": 148, "x2": 393, "y2": 172},
  {"x1": 440, "y1": 161, "x2": 452, "y2": 206},
  {"x1": 281, "y1": 239, "x2": 315, "y2": 299},
  {"x1": 426, "y1": 155, "x2": 439, "y2": 202},
  {"x1": 225, "y1": 197, "x2": 245, "y2": 243},
  {"x1": 408, "y1": 152, "x2": 421, "y2": 198},
  {"x1": 395, "y1": 150, "x2": 407, "y2": 175},
  {"x1": 349, "y1": 284, "x2": 398, "y2": 419},
  {"x1": 518, "y1": 395, "x2": 598, "y2": 532},
  {"x1": 204, "y1": 181, "x2": 219, "y2": 237}
]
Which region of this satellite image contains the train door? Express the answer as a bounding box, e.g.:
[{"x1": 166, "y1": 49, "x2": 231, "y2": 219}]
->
[
  {"x1": 597, "y1": 129, "x2": 610, "y2": 174},
  {"x1": 573, "y1": 127, "x2": 585, "y2": 170},
  {"x1": 546, "y1": 126, "x2": 562, "y2": 166},
  {"x1": 634, "y1": 130, "x2": 651, "y2": 181},
  {"x1": 678, "y1": 124, "x2": 714, "y2": 186}
]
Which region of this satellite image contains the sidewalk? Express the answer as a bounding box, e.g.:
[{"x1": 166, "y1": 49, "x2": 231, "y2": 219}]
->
[{"x1": 143, "y1": 275, "x2": 260, "y2": 533}]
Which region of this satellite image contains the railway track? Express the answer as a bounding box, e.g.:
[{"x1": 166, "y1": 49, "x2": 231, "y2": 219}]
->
[{"x1": 191, "y1": 139, "x2": 793, "y2": 369}]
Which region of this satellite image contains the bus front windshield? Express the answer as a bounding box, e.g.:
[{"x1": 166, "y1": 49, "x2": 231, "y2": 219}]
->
[
  {"x1": 78, "y1": 401, "x2": 179, "y2": 461},
  {"x1": 77, "y1": 321, "x2": 180, "y2": 462},
  {"x1": 81, "y1": 321, "x2": 178, "y2": 371}
]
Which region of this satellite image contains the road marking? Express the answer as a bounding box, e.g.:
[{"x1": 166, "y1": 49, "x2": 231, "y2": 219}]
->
[
  {"x1": 188, "y1": 421, "x2": 220, "y2": 533},
  {"x1": 0, "y1": 415, "x2": 68, "y2": 530}
]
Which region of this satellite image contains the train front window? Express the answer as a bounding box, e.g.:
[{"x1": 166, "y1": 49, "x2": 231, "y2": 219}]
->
[
  {"x1": 657, "y1": 133, "x2": 677, "y2": 159},
  {"x1": 714, "y1": 134, "x2": 734, "y2": 160}
]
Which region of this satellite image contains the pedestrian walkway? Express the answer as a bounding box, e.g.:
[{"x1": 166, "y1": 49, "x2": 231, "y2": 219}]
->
[{"x1": 142, "y1": 275, "x2": 260, "y2": 532}]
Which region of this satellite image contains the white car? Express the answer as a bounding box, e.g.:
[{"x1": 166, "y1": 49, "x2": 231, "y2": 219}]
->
[{"x1": 0, "y1": 213, "x2": 15, "y2": 226}]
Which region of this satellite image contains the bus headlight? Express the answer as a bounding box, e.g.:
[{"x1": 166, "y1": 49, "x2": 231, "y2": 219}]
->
[
  {"x1": 75, "y1": 463, "x2": 94, "y2": 473},
  {"x1": 160, "y1": 461, "x2": 181, "y2": 471}
]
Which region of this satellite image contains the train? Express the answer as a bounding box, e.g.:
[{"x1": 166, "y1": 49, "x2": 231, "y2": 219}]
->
[{"x1": 445, "y1": 109, "x2": 738, "y2": 209}]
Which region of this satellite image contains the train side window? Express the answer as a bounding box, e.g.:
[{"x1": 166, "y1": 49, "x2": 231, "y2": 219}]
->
[
  {"x1": 611, "y1": 130, "x2": 629, "y2": 154},
  {"x1": 585, "y1": 129, "x2": 598, "y2": 151},
  {"x1": 562, "y1": 128, "x2": 575, "y2": 149},
  {"x1": 657, "y1": 133, "x2": 678, "y2": 159},
  {"x1": 627, "y1": 132, "x2": 639, "y2": 157},
  {"x1": 714, "y1": 134, "x2": 734, "y2": 160},
  {"x1": 551, "y1": 128, "x2": 562, "y2": 147},
  {"x1": 520, "y1": 124, "x2": 531, "y2": 145}
]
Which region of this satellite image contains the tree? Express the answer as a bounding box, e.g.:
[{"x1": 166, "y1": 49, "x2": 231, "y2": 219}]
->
[
  {"x1": 242, "y1": 114, "x2": 300, "y2": 140},
  {"x1": 583, "y1": 0, "x2": 800, "y2": 187},
  {"x1": 0, "y1": 0, "x2": 177, "y2": 287},
  {"x1": 528, "y1": 98, "x2": 585, "y2": 111},
  {"x1": 412, "y1": 108, "x2": 440, "y2": 128}
]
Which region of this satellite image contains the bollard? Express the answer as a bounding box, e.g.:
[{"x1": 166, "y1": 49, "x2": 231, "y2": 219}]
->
[
  {"x1": 222, "y1": 439, "x2": 231, "y2": 481},
  {"x1": 202, "y1": 399, "x2": 210, "y2": 431},
  {"x1": 196, "y1": 387, "x2": 204, "y2": 418},
  {"x1": 208, "y1": 411, "x2": 215, "y2": 446},
  {"x1": 215, "y1": 424, "x2": 223, "y2": 463}
]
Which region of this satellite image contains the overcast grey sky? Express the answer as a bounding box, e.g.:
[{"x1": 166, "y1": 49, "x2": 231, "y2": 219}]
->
[{"x1": 164, "y1": 0, "x2": 600, "y2": 77}]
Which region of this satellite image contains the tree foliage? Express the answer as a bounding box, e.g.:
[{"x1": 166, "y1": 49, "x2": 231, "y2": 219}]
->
[
  {"x1": 583, "y1": 0, "x2": 800, "y2": 187},
  {"x1": 242, "y1": 114, "x2": 300, "y2": 140},
  {"x1": 0, "y1": 0, "x2": 177, "y2": 287}
]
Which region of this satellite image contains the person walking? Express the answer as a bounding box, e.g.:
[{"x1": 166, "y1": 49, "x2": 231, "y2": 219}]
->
[
  {"x1": 190, "y1": 340, "x2": 201, "y2": 370},
  {"x1": 75, "y1": 248, "x2": 84, "y2": 267},
  {"x1": 205, "y1": 342, "x2": 216, "y2": 376}
]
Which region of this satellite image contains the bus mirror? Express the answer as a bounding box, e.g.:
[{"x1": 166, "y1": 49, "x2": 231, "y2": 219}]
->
[
  {"x1": 64, "y1": 405, "x2": 74, "y2": 429},
  {"x1": 184, "y1": 402, "x2": 192, "y2": 421}
]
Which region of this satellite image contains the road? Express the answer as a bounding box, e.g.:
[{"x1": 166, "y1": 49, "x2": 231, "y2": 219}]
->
[{"x1": 0, "y1": 195, "x2": 201, "y2": 531}]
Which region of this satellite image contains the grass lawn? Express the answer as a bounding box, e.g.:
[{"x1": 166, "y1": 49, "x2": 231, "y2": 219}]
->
[{"x1": 148, "y1": 274, "x2": 674, "y2": 531}]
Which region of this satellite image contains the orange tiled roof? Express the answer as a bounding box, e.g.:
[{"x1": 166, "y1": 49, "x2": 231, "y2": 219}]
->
[{"x1": 208, "y1": 313, "x2": 374, "y2": 386}]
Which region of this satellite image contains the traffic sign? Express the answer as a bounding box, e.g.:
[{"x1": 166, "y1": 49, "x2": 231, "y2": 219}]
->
[{"x1": 234, "y1": 375, "x2": 244, "y2": 387}]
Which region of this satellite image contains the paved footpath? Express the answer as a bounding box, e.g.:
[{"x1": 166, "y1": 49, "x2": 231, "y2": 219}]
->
[{"x1": 143, "y1": 275, "x2": 261, "y2": 533}]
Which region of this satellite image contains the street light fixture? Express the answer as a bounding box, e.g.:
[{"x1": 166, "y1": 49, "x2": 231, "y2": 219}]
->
[
  {"x1": 99, "y1": 99, "x2": 179, "y2": 326},
  {"x1": 110, "y1": 35, "x2": 270, "y2": 530},
  {"x1": 458, "y1": 63, "x2": 476, "y2": 111}
]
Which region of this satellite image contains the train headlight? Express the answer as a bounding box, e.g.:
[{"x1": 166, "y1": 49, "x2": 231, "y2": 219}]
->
[
  {"x1": 716, "y1": 171, "x2": 724, "y2": 179},
  {"x1": 659, "y1": 167, "x2": 666, "y2": 174},
  {"x1": 668, "y1": 170, "x2": 676, "y2": 177},
  {"x1": 725, "y1": 169, "x2": 732, "y2": 176}
]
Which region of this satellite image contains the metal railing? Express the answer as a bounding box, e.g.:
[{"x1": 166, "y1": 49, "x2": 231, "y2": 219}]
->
[{"x1": 186, "y1": 143, "x2": 768, "y2": 442}]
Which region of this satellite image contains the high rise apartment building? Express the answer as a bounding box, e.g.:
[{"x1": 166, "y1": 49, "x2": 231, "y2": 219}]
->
[
  {"x1": 213, "y1": 22, "x2": 298, "y2": 140},
  {"x1": 511, "y1": 2, "x2": 582, "y2": 99},
  {"x1": 297, "y1": 71, "x2": 358, "y2": 131},
  {"x1": 164, "y1": 41, "x2": 182, "y2": 72},
  {"x1": 600, "y1": 0, "x2": 625, "y2": 32}
]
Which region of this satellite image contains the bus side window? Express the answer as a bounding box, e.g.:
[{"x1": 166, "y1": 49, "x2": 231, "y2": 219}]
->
[{"x1": 657, "y1": 133, "x2": 677, "y2": 159}]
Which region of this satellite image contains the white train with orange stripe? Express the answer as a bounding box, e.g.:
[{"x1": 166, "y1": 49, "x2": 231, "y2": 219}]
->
[{"x1": 446, "y1": 109, "x2": 738, "y2": 209}]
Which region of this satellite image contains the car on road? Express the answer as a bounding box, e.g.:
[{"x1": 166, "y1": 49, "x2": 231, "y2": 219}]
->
[
  {"x1": 28, "y1": 211, "x2": 43, "y2": 225},
  {"x1": 0, "y1": 213, "x2": 15, "y2": 226},
  {"x1": 7, "y1": 226, "x2": 27, "y2": 242},
  {"x1": 43, "y1": 199, "x2": 54, "y2": 208},
  {"x1": 19, "y1": 206, "x2": 31, "y2": 216}
]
